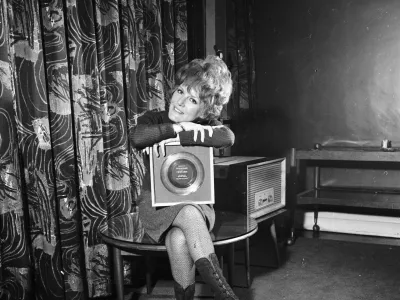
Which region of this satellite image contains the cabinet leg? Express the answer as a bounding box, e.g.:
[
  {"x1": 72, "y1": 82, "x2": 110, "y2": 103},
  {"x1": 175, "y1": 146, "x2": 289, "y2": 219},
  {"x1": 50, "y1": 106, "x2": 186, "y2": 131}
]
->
[
  {"x1": 287, "y1": 148, "x2": 298, "y2": 246},
  {"x1": 270, "y1": 221, "x2": 281, "y2": 267}
]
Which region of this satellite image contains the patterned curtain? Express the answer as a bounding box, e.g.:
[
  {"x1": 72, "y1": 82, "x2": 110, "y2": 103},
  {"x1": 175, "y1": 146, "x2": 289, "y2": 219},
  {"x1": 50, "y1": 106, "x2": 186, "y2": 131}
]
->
[{"x1": 0, "y1": 0, "x2": 187, "y2": 299}]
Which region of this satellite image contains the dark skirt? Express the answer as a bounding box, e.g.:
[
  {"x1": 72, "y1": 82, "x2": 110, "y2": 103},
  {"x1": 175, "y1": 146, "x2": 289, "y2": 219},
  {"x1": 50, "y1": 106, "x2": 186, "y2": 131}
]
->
[{"x1": 137, "y1": 190, "x2": 215, "y2": 243}]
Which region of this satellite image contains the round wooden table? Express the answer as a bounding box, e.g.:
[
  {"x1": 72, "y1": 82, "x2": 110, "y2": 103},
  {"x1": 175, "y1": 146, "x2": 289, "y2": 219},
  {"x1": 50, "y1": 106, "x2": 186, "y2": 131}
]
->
[{"x1": 100, "y1": 210, "x2": 258, "y2": 300}]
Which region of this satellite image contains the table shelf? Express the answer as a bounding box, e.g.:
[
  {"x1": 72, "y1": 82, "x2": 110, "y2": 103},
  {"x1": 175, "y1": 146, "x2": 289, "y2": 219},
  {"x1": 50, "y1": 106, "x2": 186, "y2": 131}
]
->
[
  {"x1": 296, "y1": 147, "x2": 400, "y2": 162},
  {"x1": 297, "y1": 188, "x2": 400, "y2": 210}
]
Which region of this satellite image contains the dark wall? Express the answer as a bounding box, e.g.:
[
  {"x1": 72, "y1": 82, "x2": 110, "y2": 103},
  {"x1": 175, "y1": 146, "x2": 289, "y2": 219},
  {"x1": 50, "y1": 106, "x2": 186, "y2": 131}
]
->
[{"x1": 247, "y1": 0, "x2": 400, "y2": 157}]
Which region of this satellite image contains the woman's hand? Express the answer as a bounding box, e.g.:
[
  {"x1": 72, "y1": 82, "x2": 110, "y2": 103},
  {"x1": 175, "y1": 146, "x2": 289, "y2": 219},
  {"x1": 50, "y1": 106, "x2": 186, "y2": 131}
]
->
[
  {"x1": 141, "y1": 136, "x2": 181, "y2": 157},
  {"x1": 179, "y1": 122, "x2": 214, "y2": 142}
]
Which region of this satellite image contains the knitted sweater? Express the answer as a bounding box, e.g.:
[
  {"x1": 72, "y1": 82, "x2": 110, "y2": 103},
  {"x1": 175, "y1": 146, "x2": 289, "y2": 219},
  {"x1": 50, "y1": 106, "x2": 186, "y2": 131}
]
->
[{"x1": 130, "y1": 110, "x2": 235, "y2": 150}]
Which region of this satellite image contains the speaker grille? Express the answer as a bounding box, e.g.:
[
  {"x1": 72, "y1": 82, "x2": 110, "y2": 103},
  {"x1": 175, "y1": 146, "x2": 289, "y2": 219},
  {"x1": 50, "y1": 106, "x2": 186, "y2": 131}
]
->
[{"x1": 247, "y1": 160, "x2": 285, "y2": 219}]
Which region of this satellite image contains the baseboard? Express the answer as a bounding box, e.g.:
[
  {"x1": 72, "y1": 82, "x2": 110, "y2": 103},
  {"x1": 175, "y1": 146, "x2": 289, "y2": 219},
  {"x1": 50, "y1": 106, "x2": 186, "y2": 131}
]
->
[{"x1": 295, "y1": 210, "x2": 400, "y2": 238}]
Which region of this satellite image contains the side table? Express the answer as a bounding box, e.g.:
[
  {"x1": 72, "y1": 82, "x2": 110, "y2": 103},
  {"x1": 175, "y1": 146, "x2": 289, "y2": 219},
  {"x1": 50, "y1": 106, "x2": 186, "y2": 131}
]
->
[{"x1": 100, "y1": 210, "x2": 258, "y2": 300}]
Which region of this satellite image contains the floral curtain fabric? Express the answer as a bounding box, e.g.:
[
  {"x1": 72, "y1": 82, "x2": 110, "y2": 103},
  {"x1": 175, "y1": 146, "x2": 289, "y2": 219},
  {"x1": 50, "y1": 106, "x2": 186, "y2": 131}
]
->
[{"x1": 0, "y1": 0, "x2": 187, "y2": 299}]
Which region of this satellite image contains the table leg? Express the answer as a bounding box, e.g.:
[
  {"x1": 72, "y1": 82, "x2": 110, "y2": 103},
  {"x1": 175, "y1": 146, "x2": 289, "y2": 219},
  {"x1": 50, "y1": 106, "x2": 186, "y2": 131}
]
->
[
  {"x1": 112, "y1": 247, "x2": 123, "y2": 300},
  {"x1": 313, "y1": 166, "x2": 321, "y2": 235},
  {"x1": 245, "y1": 238, "x2": 251, "y2": 287},
  {"x1": 145, "y1": 255, "x2": 153, "y2": 294},
  {"x1": 227, "y1": 243, "x2": 235, "y2": 286}
]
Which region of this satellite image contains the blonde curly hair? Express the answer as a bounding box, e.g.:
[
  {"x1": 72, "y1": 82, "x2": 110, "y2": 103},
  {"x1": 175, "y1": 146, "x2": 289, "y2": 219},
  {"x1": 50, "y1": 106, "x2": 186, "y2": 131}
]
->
[{"x1": 171, "y1": 55, "x2": 233, "y2": 120}]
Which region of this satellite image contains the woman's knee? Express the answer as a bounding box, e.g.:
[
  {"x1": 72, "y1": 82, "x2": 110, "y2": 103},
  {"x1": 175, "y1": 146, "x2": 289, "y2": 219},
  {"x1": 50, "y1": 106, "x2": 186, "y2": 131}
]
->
[
  {"x1": 177, "y1": 205, "x2": 204, "y2": 222},
  {"x1": 165, "y1": 227, "x2": 186, "y2": 250}
]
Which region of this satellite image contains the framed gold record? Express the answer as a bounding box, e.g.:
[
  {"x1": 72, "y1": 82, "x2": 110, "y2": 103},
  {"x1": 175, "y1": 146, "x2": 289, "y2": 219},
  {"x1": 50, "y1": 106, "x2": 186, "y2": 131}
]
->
[
  {"x1": 150, "y1": 143, "x2": 214, "y2": 207},
  {"x1": 160, "y1": 152, "x2": 205, "y2": 195}
]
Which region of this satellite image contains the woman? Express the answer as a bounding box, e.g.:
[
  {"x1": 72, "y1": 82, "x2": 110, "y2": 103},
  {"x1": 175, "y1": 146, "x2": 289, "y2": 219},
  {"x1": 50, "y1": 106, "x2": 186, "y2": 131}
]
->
[{"x1": 130, "y1": 55, "x2": 238, "y2": 300}]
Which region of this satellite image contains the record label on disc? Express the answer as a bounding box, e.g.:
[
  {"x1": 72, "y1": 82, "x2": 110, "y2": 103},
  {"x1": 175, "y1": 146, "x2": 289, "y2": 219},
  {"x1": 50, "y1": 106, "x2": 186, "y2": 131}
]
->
[
  {"x1": 160, "y1": 152, "x2": 205, "y2": 195},
  {"x1": 168, "y1": 159, "x2": 197, "y2": 188}
]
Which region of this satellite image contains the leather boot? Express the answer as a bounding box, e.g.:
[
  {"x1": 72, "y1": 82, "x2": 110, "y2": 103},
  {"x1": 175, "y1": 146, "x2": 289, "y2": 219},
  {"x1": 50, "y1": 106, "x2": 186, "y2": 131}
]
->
[
  {"x1": 195, "y1": 253, "x2": 239, "y2": 300},
  {"x1": 173, "y1": 281, "x2": 195, "y2": 300}
]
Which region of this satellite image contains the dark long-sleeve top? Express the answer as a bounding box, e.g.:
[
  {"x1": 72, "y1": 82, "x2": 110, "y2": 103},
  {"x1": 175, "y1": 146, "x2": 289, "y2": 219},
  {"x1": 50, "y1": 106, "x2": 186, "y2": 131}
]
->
[{"x1": 130, "y1": 110, "x2": 235, "y2": 150}]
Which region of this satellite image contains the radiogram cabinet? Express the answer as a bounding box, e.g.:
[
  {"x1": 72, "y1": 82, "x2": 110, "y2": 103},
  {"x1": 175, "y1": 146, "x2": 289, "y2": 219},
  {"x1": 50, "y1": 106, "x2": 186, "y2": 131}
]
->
[
  {"x1": 288, "y1": 146, "x2": 400, "y2": 244},
  {"x1": 213, "y1": 156, "x2": 287, "y2": 285},
  {"x1": 213, "y1": 156, "x2": 286, "y2": 220}
]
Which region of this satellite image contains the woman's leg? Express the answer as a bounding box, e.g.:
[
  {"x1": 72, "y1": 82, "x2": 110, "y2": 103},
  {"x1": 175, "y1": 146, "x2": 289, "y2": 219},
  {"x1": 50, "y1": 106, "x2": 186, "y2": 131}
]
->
[
  {"x1": 172, "y1": 205, "x2": 238, "y2": 299},
  {"x1": 165, "y1": 227, "x2": 196, "y2": 287},
  {"x1": 165, "y1": 227, "x2": 196, "y2": 299},
  {"x1": 172, "y1": 205, "x2": 214, "y2": 261}
]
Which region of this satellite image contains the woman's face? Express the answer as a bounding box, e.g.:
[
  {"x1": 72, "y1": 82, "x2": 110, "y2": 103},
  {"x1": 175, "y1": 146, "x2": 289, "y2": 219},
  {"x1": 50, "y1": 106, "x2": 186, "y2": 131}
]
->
[{"x1": 168, "y1": 85, "x2": 204, "y2": 122}]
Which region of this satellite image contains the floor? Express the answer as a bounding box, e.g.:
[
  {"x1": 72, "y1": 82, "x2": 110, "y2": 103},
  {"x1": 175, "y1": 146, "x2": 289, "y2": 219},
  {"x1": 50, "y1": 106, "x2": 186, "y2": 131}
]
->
[{"x1": 119, "y1": 222, "x2": 400, "y2": 300}]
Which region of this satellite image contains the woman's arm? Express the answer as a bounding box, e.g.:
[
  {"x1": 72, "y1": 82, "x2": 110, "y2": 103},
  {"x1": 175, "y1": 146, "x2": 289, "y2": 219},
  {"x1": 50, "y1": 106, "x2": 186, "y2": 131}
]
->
[
  {"x1": 130, "y1": 111, "x2": 181, "y2": 149},
  {"x1": 178, "y1": 125, "x2": 235, "y2": 149}
]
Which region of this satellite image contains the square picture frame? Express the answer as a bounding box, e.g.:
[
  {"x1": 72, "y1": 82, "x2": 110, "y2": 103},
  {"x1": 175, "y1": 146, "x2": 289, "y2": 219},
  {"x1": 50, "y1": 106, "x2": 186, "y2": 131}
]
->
[{"x1": 150, "y1": 143, "x2": 214, "y2": 207}]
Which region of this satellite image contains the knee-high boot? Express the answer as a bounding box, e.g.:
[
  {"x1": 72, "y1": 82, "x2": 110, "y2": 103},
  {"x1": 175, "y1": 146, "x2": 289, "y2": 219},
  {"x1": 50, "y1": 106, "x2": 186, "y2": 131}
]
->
[
  {"x1": 173, "y1": 281, "x2": 195, "y2": 300},
  {"x1": 195, "y1": 253, "x2": 239, "y2": 300}
]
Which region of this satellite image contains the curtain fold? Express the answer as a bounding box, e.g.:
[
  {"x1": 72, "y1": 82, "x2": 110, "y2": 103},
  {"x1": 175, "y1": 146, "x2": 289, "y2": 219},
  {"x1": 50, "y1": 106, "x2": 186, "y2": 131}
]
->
[
  {"x1": 226, "y1": 0, "x2": 256, "y2": 119},
  {"x1": 0, "y1": 0, "x2": 188, "y2": 299}
]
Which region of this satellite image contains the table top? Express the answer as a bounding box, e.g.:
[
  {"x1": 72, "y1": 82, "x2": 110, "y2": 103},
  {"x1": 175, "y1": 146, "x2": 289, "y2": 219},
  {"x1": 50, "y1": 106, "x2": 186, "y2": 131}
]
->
[
  {"x1": 296, "y1": 147, "x2": 400, "y2": 162},
  {"x1": 100, "y1": 210, "x2": 258, "y2": 252}
]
